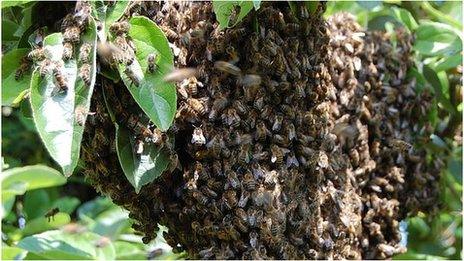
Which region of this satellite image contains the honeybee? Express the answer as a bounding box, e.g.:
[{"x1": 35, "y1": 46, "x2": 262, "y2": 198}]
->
[
  {"x1": 62, "y1": 42, "x2": 74, "y2": 60},
  {"x1": 44, "y1": 207, "x2": 59, "y2": 222},
  {"x1": 27, "y1": 47, "x2": 46, "y2": 61},
  {"x1": 147, "y1": 53, "x2": 157, "y2": 73},
  {"x1": 53, "y1": 67, "x2": 68, "y2": 93},
  {"x1": 163, "y1": 68, "x2": 197, "y2": 82},
  {"x1": 109, "y1": 21, "x2": 130, "y2": 36},
  {"x1": 237, "y1": 74, "x2": 261, "y2": 87},
  {"x1": 78, "y1": 43, "x2": 92, "y2": 63},
  {"x1": 186, "y1": 98, "x2": 206, "y2": 115},
  {"x1": 255, "y1": 121, "x2": 270, "y2": 141},
  {"x1": 79, "y1": 63, "x2": 91, "y2": 86},
  {"x1": 74, "y1": 1, "x2": 91, "y2": 29},
  {"x1": 389, "y1": 138, "x2": 412, "y2": 152},
  {"x1": 124, "y1": 66, "x2": 140, "y2": 87},
  {"x1": 242, "y1": 171, "x2": 257, "y2": 191},
  {"x1": 238, "y1": 144, "x2": 251, "y2": 164},
  {"x1": 271, "y1": 144, "x2": 284, "y2": 164},
  {"x1": 222, "y1": 190, "x2": 237, "y2": 209},
  {"x1": 75, "y1": 105, "x2": 94, "y2": 126},
  {"x1": 15, "y1": 57, "x2": 32, "y2": 81},
  {"x1": 214, "y1": 61, "x2": 241, "y2": 76},
  {"x1": 63, "y1": 26, "x2": 81, "y2": 44},
  {"x1": 209, "y1": 93, "x2": 229, "y2": 120},
  {"x1": 39, "y1": 59, "x2": 52, "y2": 78},
  {"x1": 285, "y1": 122, "x2": 297, "y2": 141},
  {"x1": 272, "y1": 115, "x2": 284, "y2": 132},
  {"x1": 191, "y1": 127, "x2": 206, "y2": 145},
  {"x1": 192, "y1": 190, "x2": 209, "y2": 206},
  {"x1": 222, "y1": 108, "x2": 241, "y2": 128},
  {"x1": 160, "y1": 25, "x2": 179, "y2": 41}
]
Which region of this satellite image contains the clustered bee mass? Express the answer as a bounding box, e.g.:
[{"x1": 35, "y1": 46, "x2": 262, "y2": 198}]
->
[{"x1": 17, "y1": 1, "x2": 443, "y2": 259}]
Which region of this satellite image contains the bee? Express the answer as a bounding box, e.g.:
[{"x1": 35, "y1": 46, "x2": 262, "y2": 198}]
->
[
  {"x1": 192, "y1": 190, "x2": 209, "y2": 206},
  {"x1": 272, "y1": 114, "x2": 284, "y2": 132},
  {"x1": 79, "y1": 63, "x2": 91, "y2": 86},
  {"x1": 27, "y1": 47, "x2": 46, "y2": 61},
  {"x1": 208, "y1": 93, "x2": 229, "y2": 120},
  {"x1": 186, "y1": 98, "x2": 205, "y2": 115},
  {"x1": 147, "y1": 53, "x2": 157, "y2": 73},
  {"x1": 214, "y1": 61, "x2": 241, "y2": 76},
  {"x1": 163, "y1": 68, "x2": 197, "y2": 82},
  {"x1": 285, "y1": 122, "x2": 297, "y2": 141},
  {"x1": 255, "y1": 121, "x2": 270, "y2": 141},
  {"x1": 222, "y1": 108, "x2": 241, "y2": 128},
  {"x1": 78, "y1": 43, "x2": 92, "y2": 64},
  {"x1": 232, "y1": 100, "x2": 249, "y2": 116},
  {"x1": 271, "y1": 144, "x2": 284, "y2": 164},
  {"x1": 53, "y1": 67, "x2": 68, "y2": 93},
  {"x1": 15, "y1": 57, "x2": 32, "y2": 81},
  {"x1": 121, "y1": 114, "x2": 153, "y2": 139},
  {"x1": 74, "y1": 1, "x2": 91, "y2": 29},
  {"x1": 237, "y1": 74, "x2": 262, "y2": 87},
  {"x1": 191, "y1": 127, "x2": 206, "y2": 146},
  {"x1": 238, "y1": 144, "x2": 251, "y2": 164},
  {"x1": 44, "y1": 207, "x2": 59, "y2": 222},
  {"x1": 222, "y1": 190, "x2": 237, "y2": 210},
  {"x1": 109, "y1": 21, "x2": 130, "y2": 36},
  {"x1": 38, "y1": 59, "x2": 52, "y2": 78},
  {"x1": 124, "y1": 66, "x2": 140, "y2": 87},
  {"x1": 242, "y1": 171, "x2": 257, "y2": 191},
  {"x1": 160, "y1": 25, "x2": 179, "y2": 41},
  {"x1": 389, "y1": 138, "x2": 412, "y2": 152},
  {"x1": 61, "y1": 42, "x2": 73, "y2": 60},
  {"x1": 63, "y1": 26, "x2": 81, "y2": 44},
  {"x1": 229, "y1": 27, "x2": 247, "y2": 39},
  {"x1": 75, "y1": 105, "x2": 94, "y2": 126}
]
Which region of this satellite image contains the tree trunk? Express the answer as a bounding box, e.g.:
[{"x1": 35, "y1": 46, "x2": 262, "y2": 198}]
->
[{"x1": 81, "y1": 2, "x2": 441, "y2": 259}]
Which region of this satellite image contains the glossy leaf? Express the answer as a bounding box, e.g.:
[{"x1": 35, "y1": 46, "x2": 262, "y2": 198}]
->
[
  {"x1": 2, "y1": 48, "x2": 32, "y2": 106},
  {"x1": 356, "y1": 1, "x2": 381, "y2": 10},
  {"x1": 91, "y1": 208, "x2": 130, "y2": 239},
  {"x1": 1, "y1": 165, "x2": 66, "y2": 193},
  {"x1": 115, "y1": 125, "x2": 170, "y2": 193},
  {"x1": 435, "y1": 55, "x2": 463, "y2": 72},
  {"x1": 423, "y1": 65, "x2": 455, "y2": 113},
  {"x1": 114, "y1": 241, "x2": 146, "y2": 260},
  {"x1": 213, "y1": 1, "x2": 254, "y2": 29},
  {"x1": 414, "y1": 22, "x2": 462, "y2": 57},
  {"x1": 2, "y1": 18, "x2": 20, "y2": 41},
  {"x1": 30, "y1": 18, "x2": 97, "y2": 176},
  {"x1": 17, "y1": 230, "x2": 116, "y2": 260},
  {"x1": 2, "y1": 245, "x2": 27, "y2": 260},
  {"x1": 21, "y1": 212, "x2": 71, "y2": 237},
  {"x1": 91, "y1": 1, "x2": 129, "y2": 41},
  {"x1": 391, "y1": 7, "x2": 418, "y2": 32},
  {"x1": 118, "y1": 16, "x2": 176, "y2": 131}
]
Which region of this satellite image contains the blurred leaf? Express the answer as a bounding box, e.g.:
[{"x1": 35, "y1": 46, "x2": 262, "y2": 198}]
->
[
  {"x1": 430, "y1": 134, "x2": 449, "y2": 150},
  {"x1": 391, "y1": 7, "x2": 418, "y2": 32},
  {"x1": 420, "y1": 2, "x2": 462, "y2": 30},
  {"x1": 51, "y1": 196, "x2": 81, "y2": 215},
  {"x1": 1, "y1": 48, "x2": 32, "y2": 106},
  {"x1": 91, "y1": 207, "x2": 130, "y2": 239},
  {"x1": 1, "y1": 165, "x2": 66, "y2": 194},
  {"x1": 115, "y1": 125, "x2": 170, "y2": 193},
  {"x1": 18, "y1": 230, "x2": 115, "y2": 260},
  {"x1": 30, "y1": 18, "x2": 97, "y2": 176},
  {"x1": 357, "y1": 1, "x2": 381, "y2": 10},
  {"x1": 213, "y1": 1, "x2": 254, "y2": 29},
  {"x1": 24, "y1": 189, "x2": 51, "y2": 220},
  {"x1": 114, "y1": 241, "x2": 146, "y2": 260},
  {"x1": 21, "y1": 212, "x2": 71, "y2": 237},
  {"x1": 2, "y1": 18, "x2": 20, "y2": 41},
  {"x1": 422, "y1": 65, "x2": 455, "y2": 113},
  {"x1": 435, "y1": 55, "x2": 463, "y2": 72},
  {"x1": 414, "y1": 22, "x2": 462, "y2": 57},
  {"x1": 394, "y1": 252, "x2": 446, "y2": 260},
  {"x1": 2, "y1": 245, "x2": 27, "y2": 260},
  {"x1": 77, "y1": 197, "x2": 115, "y2": 221},
  {"x1": 1, "y1": 0, "x2": 33, "y2": 8},
  {"x1": 252, "y1": 0, "x2": 261, "y2": 10}
]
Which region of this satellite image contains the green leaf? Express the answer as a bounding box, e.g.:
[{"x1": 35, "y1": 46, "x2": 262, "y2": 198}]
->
[
  {"x1": 114, "y1": 241, "x2": 146, "y2": 260},
  {"x1": 115, "y1": 125, "x2": 170, "y2": 193},
  {"x1": 423, "y1": 65, "x2": 455, "y2": 113},
  {"x1": 391, "y1": 7, "x2": 418, "y2": 32},
  {"x1": 1, "y1": 165, "x2": 66, "y2": 193},
  {"x1": 356, "y1": 1, "x2": 381, "y2": 10},
  {"x1": 91, "y1": 208, "x2": 130, "y2": 239},
  {"x1": 1, "y1": 0, "x2": 33, "y2": 8},
  {"x1": 2, "y1": 48, "x2": 32, "y2": 106},
  {"x1": 105, "y1": 1, "x2": 129, "y2": 26},
  {"x1": 2, "y1": 245, "x2": 27, "y2": 260},
  {"x1": 435, "y1": 55, "x2": 462, "y2": 72},
  {"x1": 2, "y1": 19, "x2": 20, "y2": 41},
  {"x1": 21, "y1": 212, "x2": 71, "y2": 237},
  {"x1": 414, "y1": 21, "x2": 462, "y2": 57},
  {"x1": 213, "y1": 1, "x2": 254, "y2": 29},
  {"x1": 51, "y1": 196, "x2": 81, "y2": 215},
  {"x1": 30, "y1": 18, "x2": 98, "y2": 176},
  {"x1": 118, "y1": 16, "x2": 176, "y2": 131},
  {"x1": 91, "y1": 1, "x2": 129, "y2": 41},
  {"x1": 77, "y1": 197, "x2": 115, "y2": 221},
  {"x1": 18, "y1": 230, "x2": 116, "y2": 260}
]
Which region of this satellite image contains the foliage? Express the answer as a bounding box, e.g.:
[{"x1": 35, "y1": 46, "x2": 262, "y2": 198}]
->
[{"x1": 213, "y1": 1, "x2": 258, "y2": 29}]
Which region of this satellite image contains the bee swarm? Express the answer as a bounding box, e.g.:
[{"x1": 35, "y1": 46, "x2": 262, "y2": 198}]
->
[{"x1": 81, "y1": 2, "x2": 441, "y2": 259}]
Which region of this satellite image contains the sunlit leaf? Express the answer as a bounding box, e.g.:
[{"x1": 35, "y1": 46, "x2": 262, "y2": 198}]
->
[
  {"x1": 18, "y1": 230, "x2": 116, "y2": 260},
  {"x1": 91, "y1": 208, "x2": 130, "y2": 239},
  {"x1": 391, "y1": 7, "x2": 418, "y2": 32},
  {"x1": 30, "y1": 18, "x2": 97, "y2": 176},
  {"x1": 118, "y1": 16, "x2": 176, "y2": 131},
  {"x1": 2, "y1": 245, "x2": 27, "y2": 260},
  {"x1": 357, "y1": 0, "x2": 381, "y2": 10},
  {"x1": 1, "y1": 0, "x2": 33, "y2": 8},
  {"x1": 114, "y1": 241, "x2": 146, "y2": 260},
  {"x1": 213, "y1": 1, "x2": 254, "y2": 29},
  {"x1": 435, "y1": 55, "x2": 462, "y2": 72},
  {"x1": 21, "y1": 212, "x2": 71, "y2": 237},
  {"x1": 2, "y1": 48, "x2": 32, "y2": 106},
  {"x1": 414, "y1": 22, "x2": 462, "y2": 57},
  {"x1": 1, "y1": 165, "x2": 66, "y2": 193},
  {"x1": 115, "y1": 125, "x2": 170, "y2": 193}
]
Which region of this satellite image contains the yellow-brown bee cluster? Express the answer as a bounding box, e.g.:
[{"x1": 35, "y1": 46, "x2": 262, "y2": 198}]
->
[{"x1": 80, "y1": 2, "x2": 442, "y2": 259}]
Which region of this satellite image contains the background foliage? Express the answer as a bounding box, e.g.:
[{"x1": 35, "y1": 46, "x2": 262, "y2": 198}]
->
[{"x1": 2, "y1": 0, "x2": 462, "y2": 260}]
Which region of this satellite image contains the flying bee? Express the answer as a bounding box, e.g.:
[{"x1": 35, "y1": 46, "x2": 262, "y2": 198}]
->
[
  {"x1": 124, "y1": 66, "x2": 140, "y2": 87},
  {"x1": 53, "y1": 67, "x2": 68, "y2": 93},
  {"x1": 15, "y1": 57, "x2": 32, "y2": 81},
  {"x1": 78, "y1": 43, "x2": 92, "y2": 64},
  {"x1": 186, "y1": 98, "x2": 206, "y2": 115},
  {"x1": 75, "y1": 105, "x2": 94, "y2": 126},
  {"x1": 63, "y1": 26, "x2": 81, "y2": 44},
  {"x1": 27, "y1": 47, "x2": 46, "y2": 61},
  {"x1": 109, "y1": 21, "x2": 130, "y2": 36},
  {"x1": 79, "y1": 63, "x2": 91, "y2": 86},
  {"x1": 147, "y1": 53, "x2": 157, "y2": 73},
  {"x1": 163, "y1": 68, "x2": 197, "y2": 83},
  {"x1": 44, "y1": 207, "x2": 59, "y2": 222},
  {"x1": 191, "y1": 126, "x2": 206, "y2": 146},
  {"x1": 94, "y1": 236, "x2": 111, "y2": 248},
  {"x1": 214, "y1": 61, "x2": 241, "y2": 76},
  {"x1": 62, "y1": 42, "x2": 74, "y2": 60},
  {"x1": 237, "y1": 74, "x2": 262, "y2": 87},
  {"x1": 271, "y1": 144, "x2": 284, "y2": 164},
  {"x1": 209, "y1": 93, "x2": 229, "y2": 120}
]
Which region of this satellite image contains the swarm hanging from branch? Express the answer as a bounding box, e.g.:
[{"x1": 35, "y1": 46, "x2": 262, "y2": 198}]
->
[{"x1": 80, "y1": 2, "x2": 441, "y2": 259}]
